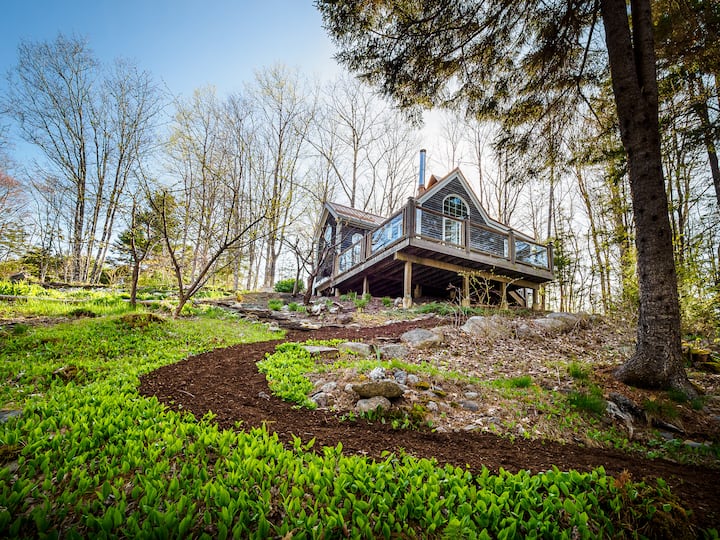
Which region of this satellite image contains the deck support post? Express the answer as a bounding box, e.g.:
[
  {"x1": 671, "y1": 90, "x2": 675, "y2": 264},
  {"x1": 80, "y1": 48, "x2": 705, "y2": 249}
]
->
[
  {"x1": 500, "y1": 282, "x2": 508, "y2": 309},
  {"x1": 462, "y1": 275, "x2": 470, "y2": 307},
  {"x1": 362, "y1": 276, "x2": 370, "y2": 296},
  {"x1": 531, "y1": 287, "x2": 540, "y2": 311},
  {"x1": 403, "y1": 261, "x2": 413, "y2": 308}
]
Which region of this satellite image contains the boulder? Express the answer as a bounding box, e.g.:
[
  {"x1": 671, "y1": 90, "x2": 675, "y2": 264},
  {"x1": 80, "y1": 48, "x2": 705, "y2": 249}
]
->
[
  {"x1": 338, "y1": 342, "x2": 373, "y2": 357},
  {"x1": 461, "y1": 316, "x2": 512, "y2": 340},
  {"x1": 401, "y1": 328, "x2": 443, "y2": 349},
  {"x1": 378, "y1": 343, "x2": 409, "y2": 359},
  {"x1": 301, "y1": 345, "x2": 338, "y2": 360},
  {"x1": 533, "y1": 317, "x2": 568, "y2": 334},
  {"x1": 0, "y1": 410, "x2": 22, "y2": 423},
  {"x1": 356, "y1": 396, "x2": 392, "y2": 414},
  {"x1": 352, "y1": 380, "x2": 403, "y2": 399},
  {"x1": 460, "y1": 400, "x2": 480, "y2": 412},
  {"x1": 393, "y1": 369, "x2": 408, "y2": 385}
]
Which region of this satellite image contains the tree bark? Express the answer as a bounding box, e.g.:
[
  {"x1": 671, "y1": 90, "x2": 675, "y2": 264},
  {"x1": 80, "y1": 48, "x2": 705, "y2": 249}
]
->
[{"x1": 600, "y1": 0, "x2": 694, "y2": 394}]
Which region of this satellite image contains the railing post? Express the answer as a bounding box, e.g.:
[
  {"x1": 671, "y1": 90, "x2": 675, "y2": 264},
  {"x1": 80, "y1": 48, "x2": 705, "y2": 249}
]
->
[
  {"x1": 548, "y1": 242, "x2": 554, "y2": 272},
  {"x1": 508, "y1": 230, "x2": 516, "y2": 263},
  {"x1": 405, "y1": 197, "x2": 416, "y2": 237},
  {"x1": 464, "y1": 218, "x2": 471, "y2": 254},
  {"x1": 365, "y1": 231, "x2": 372, "y2": 259}
]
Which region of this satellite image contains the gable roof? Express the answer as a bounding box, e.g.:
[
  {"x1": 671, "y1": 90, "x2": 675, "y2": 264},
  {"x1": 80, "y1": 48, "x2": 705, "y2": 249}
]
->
[
  {"x1": 325, "y1": 202, "x2": 385, "y2": 228},
  {"x1": 417, "y1": 168, "x2": 536, "y2": 242}
]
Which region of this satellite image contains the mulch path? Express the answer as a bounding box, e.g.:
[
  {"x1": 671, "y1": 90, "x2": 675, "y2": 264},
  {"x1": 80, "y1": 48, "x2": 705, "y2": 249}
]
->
[{"x1": 139, "y1": 320, "x2": 719, "y2": 531}]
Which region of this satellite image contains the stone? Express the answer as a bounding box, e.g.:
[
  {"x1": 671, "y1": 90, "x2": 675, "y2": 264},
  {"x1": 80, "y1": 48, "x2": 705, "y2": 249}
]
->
[
  {"x1": 683, "y1": 440, "x2": 705, "y2": 449},
  {"x1": 426, "y1": 401, "x2": 439, "y2": 412},
  {"x1": 257, "y1": 391, "x2": 271, "y2": 400},
  {"x1": 338, "y1": 342, "x2": 373, "y2": 357},
  {"x1": 606, "y1": 401, "x2": 634, "y2": 438},
  {"x1": 401, "y1": 328, "x2": 443, "y2": 348},
  {"x1": 0, "y1": 410, "x2": 22, "y2": 423},
  {"x1": 393, "y1": 370, "x2": 408, "y2": 385},
  {"x1": 460, "y1": 400, "x2": 480, "y2": 412},
  {"x1": 393, "y1": 297, "x2": 403, "y2": 307},
  {"x1": 310, "y1": 392, "x2": 330, "y2": 408},
  {"x1": 344, "y1": 383, "x2": 356, "y2": 393},
  {"x1": 319, "y1": 382, "x2": 337, "y2": 393},
  {"x1": 352, "y1": 380, "x2": 403, "y2": 399},
  {"x1": 515, "y1": 323, "x2": 536, "y2": 340},
  {"x1": 368, "y1": 367, "x2": 386, "y2": 381},
  {"x1": 406, "y1": 374, "x2": 419, "y2": 385},
  {"x1": 336, "y1": 314, "x2": 354, "y2": 325},
  {"x1": 356, "y1": 396, "x2": 392, "y2": 414},
  {"x1": 464, "y1": 391, "x2": 479, "y2": 399},
  {"x1": 546, "y1": 312, "x2": 581, "y2": 328},
  {"x1": 533, "y1": 317, "x2": 568, "y2": 334},
  {"x1": 301, "y1": 345, "x2": 338, "y2": 360},
  {"x1": 310, "y1": 303, "x2": 326, "y2": 315},
  {"x1": 378, "y1": 343, "x2": 409, "y2": 360},
  {"x1": 461, "y1": 316, "x2": 512, "y2": 340},
  {"x1": 608, "y1": 393, "x2": 644, "y2": 419}
]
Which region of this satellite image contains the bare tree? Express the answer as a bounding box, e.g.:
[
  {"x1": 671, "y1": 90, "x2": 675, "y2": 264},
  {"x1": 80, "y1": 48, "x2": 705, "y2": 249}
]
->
[
  {"x1": 248, "y1": 65, "x2": 315, "y2": 289},
  {"x1": 5, "y1": 34, "x2": 160, "y2": 282}
]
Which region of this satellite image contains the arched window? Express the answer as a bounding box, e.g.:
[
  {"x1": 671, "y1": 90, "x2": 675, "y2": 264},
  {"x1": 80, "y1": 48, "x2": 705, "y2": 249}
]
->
[{"x1": 443, "y1": 195, "x2": 468, "y2": 245}]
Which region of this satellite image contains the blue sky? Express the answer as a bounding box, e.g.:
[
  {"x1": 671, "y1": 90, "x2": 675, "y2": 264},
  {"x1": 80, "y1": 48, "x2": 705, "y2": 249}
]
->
[{"x1": 0, "y1": 0, "x2": 340, "y2": 98}]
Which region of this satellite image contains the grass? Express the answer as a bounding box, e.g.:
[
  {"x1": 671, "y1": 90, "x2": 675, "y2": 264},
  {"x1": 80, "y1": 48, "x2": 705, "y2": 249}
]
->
[
  {"x1": 0, "y1": 294, "x2": 705, "y2": 537},
  {"x1": 492, "y1": 375, "x2": 534, "y2": 389}
]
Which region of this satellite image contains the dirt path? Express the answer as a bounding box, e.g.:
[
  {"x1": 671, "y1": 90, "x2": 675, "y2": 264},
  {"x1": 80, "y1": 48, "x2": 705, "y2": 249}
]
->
[{"x1": 139, "y1": 320, "x2": 719, "y2": 531}]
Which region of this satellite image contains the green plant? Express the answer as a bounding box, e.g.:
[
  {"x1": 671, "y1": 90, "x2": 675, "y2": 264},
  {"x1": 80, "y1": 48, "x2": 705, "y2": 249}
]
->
[
  {"x1": 567, "y1": 386, "x2": 606, "y2": 415},
  {"x1": 381, "y1": 296, "x2": 393, "y2": 307},
  {"x1": 274, "y1": 278, "x2": 304, "y2": 293},
  {"x1": 257, "y1": 342, "x2": 317, "y2": 409},
  {"x1": 267, "y1": 299, "x2": 284, "y2": 311},
  {"x1": 287, "y1": 302, "x2": 306, "y2": 312},
  {"x1": 354, "y1": 297, "x2": 369, "y2": 310},
  {"x1": 493, "y1": 375, "x2": 533, "y2": 389},
  {"x1": 567, "y1": 361, "x2": 590, "y2": 382},
  {"x1": 643, "y1": 398, "x2": 680, "y2": 421},
  {"x1": 340, "y1": 291, "x2": 357, "y2": 301}
]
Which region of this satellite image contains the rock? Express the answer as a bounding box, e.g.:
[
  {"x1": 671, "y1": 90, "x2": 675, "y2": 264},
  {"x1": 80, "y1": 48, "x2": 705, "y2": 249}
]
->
[
  {"x1": 683, "y1": 440, "x2": 705, "y2": 449},
  {"x1": 533, "y1": 317, "x2": 568, "y2": 334},
  {"x1": 336, "y1": 314, "x2": 354, "y2": 325},
  {"x1": 310, "y1": 303, "x2": 326, "y2": 315},
  {"x1": 257, "y1": 391, "x2": 271, "y2": 400},
  {"x1": 344, "y1": 383, "x2": 356, "y2": 394},
  {"x1": 608, "y1": 393, "x2": 644, "y2": 419},
  {"x1": 352, "y1": 380, "x2": 403, "y2": 399},
  {"x1": 460, "y1": 400, "x2": 480, "y2": 412},
  {"x1": 515, "y1": 323, "x2": 535, "y2": 340},
  {"x1": 319, "y1": 382, "x2": 337, "y2": 393},
  {"x1": 338, "y1": 342, "x2": 373, "y2": 357},
  {"x1": 0, "y1": 410, "x2": 22, "y2": 423},
  {"x1": 426, "y1": 401, "x2": 439, "y2": 412},
  {"x1": 464, "y1": 392, "x2": 479, "y2": 399},
  {"x1": 301, "y1": 345, "x2": 338, "y2": 360},
  {"x1": 393, "y1": 297, "x2": 403, "y2": 308},
  {"x1": 546, "y1": 312, "x2": 581, "y2": 328},
  {"x1": 368, "y1": 367, "x2": 386, "y2": 381},
  {"x1": 393, "y1": 370, "x2": 408, "y2": 385},
  {"x1": 406, "y1": 374, "x2": 419, "y2": 385},
  {"x1": 378, "y1": 343, "x2": 409, "y2": 359},
  {"x1": 310, "y1": 392, "x2": 330, "y2": 408},
  {"x1": 10, "y1": 272, "x2": 29, "y2": 283},
  {"x1": 461, "y1": 316, "x2": 512, "y2": 340},
  {"x1": 356, "y1": 396, "x2": 392, "y2": 414},
  {"x1": 401, "y1": 328, "x2": 443, "y2": 348},
  {"x1": 606, "y1": 401, "x2": 634, "y2": 438}
]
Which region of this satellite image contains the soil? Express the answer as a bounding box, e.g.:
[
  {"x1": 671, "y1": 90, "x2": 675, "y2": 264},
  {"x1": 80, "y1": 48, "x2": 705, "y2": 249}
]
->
[{"x1": 139, "y1": 317, "x2": 720, "y2": 532}]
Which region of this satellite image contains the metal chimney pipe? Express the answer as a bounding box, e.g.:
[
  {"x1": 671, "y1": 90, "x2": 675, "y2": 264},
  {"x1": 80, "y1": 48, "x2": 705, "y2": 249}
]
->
[{"x1": 418, "y1": 149, "x2": 426, "y2": 190}]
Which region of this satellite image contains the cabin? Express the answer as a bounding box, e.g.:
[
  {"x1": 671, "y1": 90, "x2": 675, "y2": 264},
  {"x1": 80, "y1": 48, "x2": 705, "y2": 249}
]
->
[{"x1": 314, "y1": 154, "x2": 554, "y2": 309}]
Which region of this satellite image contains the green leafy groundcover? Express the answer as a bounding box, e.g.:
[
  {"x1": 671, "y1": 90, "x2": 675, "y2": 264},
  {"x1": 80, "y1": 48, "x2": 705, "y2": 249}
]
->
[{"x1": 0, "y1": 312, "x2": 695, "y2": 538}]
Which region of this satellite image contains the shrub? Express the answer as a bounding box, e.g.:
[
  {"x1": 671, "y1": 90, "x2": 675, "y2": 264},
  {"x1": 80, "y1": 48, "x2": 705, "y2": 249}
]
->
[
  {"x1": 274, "y1": 278, "x2": 304, "y2": 293},
  {"x1": 267, "y1": 299, "x2": 284, "y2": 311},
  {"x1": 287, "y1": 302, "x2": 306, "y2": 313},
  {"x1": 354, "y1": 297, "x2": 369, "y2": 310},
  {"x1": 568, "y1": 361, "x2": 590, "y2": 382},
  {"x1": 381, "y1": 296, "x2": 393, "y2": 307}
]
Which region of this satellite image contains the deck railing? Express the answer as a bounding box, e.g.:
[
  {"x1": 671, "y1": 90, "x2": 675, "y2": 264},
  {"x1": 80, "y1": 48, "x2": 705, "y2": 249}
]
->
[{"x1": 334, "y1": 199, "x2": 552, "y2": 277}]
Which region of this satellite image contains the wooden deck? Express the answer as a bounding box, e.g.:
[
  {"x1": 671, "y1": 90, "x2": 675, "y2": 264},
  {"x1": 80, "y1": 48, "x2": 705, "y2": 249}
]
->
[{"x1": 316, "y1": 199, "x2": 554, "y2": 307}]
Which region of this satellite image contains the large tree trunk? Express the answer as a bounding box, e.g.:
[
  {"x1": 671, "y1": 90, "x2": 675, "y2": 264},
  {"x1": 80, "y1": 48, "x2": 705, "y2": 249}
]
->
[{"x1": 600, "y1": 0, "x2": 694, "y2": 394}]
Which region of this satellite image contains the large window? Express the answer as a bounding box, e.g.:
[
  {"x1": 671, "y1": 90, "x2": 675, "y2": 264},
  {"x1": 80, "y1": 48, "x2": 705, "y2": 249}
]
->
[{"x1": 443, "y1": 195, "x2": 468, "y2": 245}]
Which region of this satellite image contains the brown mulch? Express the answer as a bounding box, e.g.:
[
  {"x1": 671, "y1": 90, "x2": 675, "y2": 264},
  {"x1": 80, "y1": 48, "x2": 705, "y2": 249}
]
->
[{"x1": 139, "y1": 320, "x2": 719, "y2": 531}]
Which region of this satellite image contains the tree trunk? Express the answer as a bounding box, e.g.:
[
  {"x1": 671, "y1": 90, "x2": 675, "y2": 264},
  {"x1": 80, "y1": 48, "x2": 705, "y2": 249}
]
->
[
  {"x1": 600, "y1": 0, "x2": 694, "y2": 394},
  {"x1": 130, "y1": 260, "x2": 139, "y2": 309}
]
